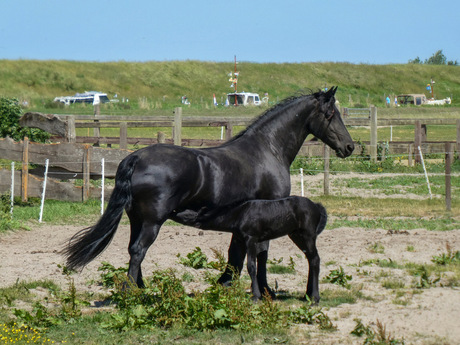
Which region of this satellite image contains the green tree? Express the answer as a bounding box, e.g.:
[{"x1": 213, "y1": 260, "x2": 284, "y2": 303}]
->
[
  {"x1": 0, "y1": 98, "x2": 50, "y2": 142},
  {"x1": 424, "y1": 50, "x2": 447, "y2": 65},
  {"x1": 408, "y1": 56, "x2": 422, "y2": 64}
]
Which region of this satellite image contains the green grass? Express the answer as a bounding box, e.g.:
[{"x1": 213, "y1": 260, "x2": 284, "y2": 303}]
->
[{"x1": 2, "y1": 60, "x2": 460, "y2": 111}]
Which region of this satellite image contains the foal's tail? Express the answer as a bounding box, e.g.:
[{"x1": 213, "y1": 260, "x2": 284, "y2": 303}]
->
[
  {"x1": 61, "y1": 154, "x2": 140, "y2": 270},
  {"x1": 315, "y1": 203, "x2": 328, "y2": 236}
]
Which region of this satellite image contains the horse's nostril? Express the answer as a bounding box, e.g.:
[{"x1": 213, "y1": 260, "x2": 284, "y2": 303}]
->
[{"x1": 347, "y1": 143, "x2": 355, "y2": 153}]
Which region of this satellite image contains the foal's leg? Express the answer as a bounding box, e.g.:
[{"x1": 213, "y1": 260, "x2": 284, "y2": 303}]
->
[
  {"x1": 246, "y1": 239, "x2": 261, "y2": 301},
  {"x1": 255, "y1": 240, "x2": 275, "y2": 298},
  {"x1": 289, "y1": 233, "x2": 320, "y2": 303},
  {"x1": 218, "y1": 235, "x2": 246, "y2": 286}
]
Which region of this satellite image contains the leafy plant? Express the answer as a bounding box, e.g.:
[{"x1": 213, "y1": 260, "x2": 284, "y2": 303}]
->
[
  {"x1": 177, "y1": 247, "x2": 223, "y2": 270},
  {"x1": 324, "y1": 266, "x2": 352, "y2": 288},
  {"x1": 431, "y1": 243, "x2": 460, "y2": 265},
  {"x1": 411, "y1": 266, "x2": 441, "y2": 289},
  {"x1": 289, "y1": 302, "x2": 335, "y2": 330},
  {"x1": 351, "y1": 318, "x2": 405, "y2": 344},
  {"x1": 98, "y1": 261, "x2": 129, "y2": 288}
]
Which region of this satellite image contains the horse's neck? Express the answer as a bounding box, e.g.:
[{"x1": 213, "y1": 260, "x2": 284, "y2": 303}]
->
[{"x1": 240, "y1": 100, "x2": 315, "y2": 164}]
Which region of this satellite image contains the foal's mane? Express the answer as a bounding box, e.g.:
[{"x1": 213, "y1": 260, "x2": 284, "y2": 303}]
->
[{"x1": 224, "y1": 89, "x2": 322, "y2": 144}]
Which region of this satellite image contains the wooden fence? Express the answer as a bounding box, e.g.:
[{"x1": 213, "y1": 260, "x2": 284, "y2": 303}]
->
[
  {"x1": 1, "y1": 107, "x2": 458, "y2": 202},
  {"x1": 0, "y1": 137, "x2": 131, "y2": 202}
]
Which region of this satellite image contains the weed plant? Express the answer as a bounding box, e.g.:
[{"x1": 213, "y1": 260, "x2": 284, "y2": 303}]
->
[
  {"x1": 323, "y1": 266, "x2": 353, "y2": 288},
  {"x1": 351, "y1": 318, "x2": 405, "y2": 344}
]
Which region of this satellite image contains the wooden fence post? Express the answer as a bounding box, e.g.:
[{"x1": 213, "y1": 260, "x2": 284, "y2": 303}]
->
[
  {"x1": 323, "y1": 144, "x2": 330, "y2": 195},
  {"x1": 414, "y1": 120, "x2": 425, "y2": 164},
  {"x1": 445, "y1": 143, "x2": 452, "y2": 211},
  {"x1": 21, "y1": 137, "x2": 29, "y2": 202},
  {"x1": 120, "y1": 122, "x2": 128, "y2": 149},
  {"x1": 370, "y1": 106, "x2": 377, "y2": 162},
  {"x1": 174, "y1": 107, "x2": 182, "y2": 146},
  {"x1": 66, "y1": 116, "x2": 76, "y2": 143},
  {"x1": 408, "y1": 143, "x2": 413, "y2": 167},
  {"x1": 225, "y1": 123, "x2": 233, "y2": 141},
  {"x1": 157, "y1": 131, "x2": 166, "y2": 144},
  {"x1": 82, "y1": 144, "x2": 91, "y2": 202},
  {"x1": 456, "y1": 119, "x2": 460, "y2": 159}
]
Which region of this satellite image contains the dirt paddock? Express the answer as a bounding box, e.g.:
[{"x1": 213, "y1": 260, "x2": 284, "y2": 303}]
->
[{"x1": 1, "y1": 221, "x2": 459, "y2": 344}]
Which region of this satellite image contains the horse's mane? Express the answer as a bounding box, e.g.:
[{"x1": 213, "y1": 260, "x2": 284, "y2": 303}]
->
[{"x1": 224, "y1": 89, "x2": 321, "y2": 144}]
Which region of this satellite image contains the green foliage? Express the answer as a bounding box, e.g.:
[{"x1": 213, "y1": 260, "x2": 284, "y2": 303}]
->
[
  {"x1": 267, "y1": 256, "x2": 296, "y2": 274},
  {"x1": 431, "y1": 244, "x2": 460, "y2": 265},
  {"x1": 288, "y1": 302, "x2": 335, "y2": 330},
  {"x1": 0, "y1": 193, "x2": 28, "y2": 232},
  {"x1": 13, "y1": 266, "x2": 89, "y2": 328},
  {"x1": 351, "y1": 318, "x2": 405, "y2": 344},
  {"x1": 177, "y1": 247, "x2": 224, "y2": 270},
  {"x1": 0, "y1": 97, "x2": 50, "y2": 142},
  {"x1": 411, "y1": 265, "x2": 441, "y2": 289},
  {"x1": 98, "y1": 261, "x2": 129, "y2": 288},
  {"x1": 98, "y1": 266, "x2": 333, "y2": 333},
  {"x1": 409, "y1": 49, "x2": 458, "y2": 66},
  {"x1": 368, "y1": 242, "x2": 385, "y2": 254},
  {"x1": 324, "y1": 266, "x2": 352, "y2": 288}
]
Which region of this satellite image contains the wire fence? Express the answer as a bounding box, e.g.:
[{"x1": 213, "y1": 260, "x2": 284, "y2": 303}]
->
[{"x1": 1, "y1": 147, "x2": 457, "y2": 222}]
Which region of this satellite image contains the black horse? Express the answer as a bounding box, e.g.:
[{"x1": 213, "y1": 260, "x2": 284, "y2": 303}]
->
[
  {"x1": 63, "y1": 87, "x2": 354, "y2": 293},
  {"x1": 182, "y1": 196, "x2": 327, "y2": 302}
]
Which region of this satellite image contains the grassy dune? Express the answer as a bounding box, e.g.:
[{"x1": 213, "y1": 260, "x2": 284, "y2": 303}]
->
[{"x1": 1, "y1": 60, "x2": 459, "y2": 110}]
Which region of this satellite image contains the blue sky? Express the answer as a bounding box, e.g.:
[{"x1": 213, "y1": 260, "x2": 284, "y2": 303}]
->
[{"x1": 1, "y1": 0, "x2": 458, "y2": 64}]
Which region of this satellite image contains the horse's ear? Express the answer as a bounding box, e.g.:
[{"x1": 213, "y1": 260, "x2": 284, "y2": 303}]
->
[{"x1": 326, "y1": 86, "x2": 337, "y2": 100}]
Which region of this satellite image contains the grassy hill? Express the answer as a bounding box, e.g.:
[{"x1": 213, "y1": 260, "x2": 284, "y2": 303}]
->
[{"x1": 1, "y1": 59, "x2": 459, "y2": 113}]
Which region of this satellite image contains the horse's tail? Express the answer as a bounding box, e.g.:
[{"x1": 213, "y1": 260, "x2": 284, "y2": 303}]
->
[
  {"x1": 315, "y1": 202, "x2": 328, "y2": 236},
  {"x1": 62, "y1": 154, "x2": 140, "y2": 270}
]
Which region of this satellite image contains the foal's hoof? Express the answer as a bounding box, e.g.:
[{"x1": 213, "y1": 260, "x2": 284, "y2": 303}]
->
[
  {"x1": 305, "y1": 294, "x2": 320, "y2": 305},
  {"x1": 262, "y1": 287, "x2": 276, "y2": 300}
]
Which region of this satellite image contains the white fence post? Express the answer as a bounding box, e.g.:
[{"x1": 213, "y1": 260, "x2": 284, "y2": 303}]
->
[
  {"x1": 418, "y1": 146, "x2": 432, "y2": 199},
  {"x1": 39, "y1": 159, "x2": 49, "y2": 223},
  {"x1": 101, "y1": 158, "x2": 105, "y2": 215},
  {"x1": 300, "y1": 168, "x2": 304, "y2": 197},
  {"x1": 10, "y1": 162, "x2": 14, "y2": 214}
]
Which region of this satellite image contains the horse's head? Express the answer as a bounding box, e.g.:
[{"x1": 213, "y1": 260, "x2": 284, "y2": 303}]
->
[{"x1": 308, "y1": 87, "x2": 354, "y2": 158}]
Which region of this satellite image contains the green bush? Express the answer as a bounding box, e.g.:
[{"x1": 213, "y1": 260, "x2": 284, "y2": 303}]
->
[{"x1": 0, "y1": 97, "x2": 50, "y2": 142}]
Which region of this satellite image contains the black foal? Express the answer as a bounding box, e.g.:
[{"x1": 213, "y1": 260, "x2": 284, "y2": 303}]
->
[{"x1": 192, "y1": 196, "x2": 327, "y2": 302}]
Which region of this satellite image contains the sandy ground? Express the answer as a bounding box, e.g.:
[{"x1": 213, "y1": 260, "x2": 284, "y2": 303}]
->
[
  {"x1": 1, "y1": 175, "x2": 459, "y2": 344},
  {"x1": 1, "y1": 222, "x2": 459, "y2": 344}
]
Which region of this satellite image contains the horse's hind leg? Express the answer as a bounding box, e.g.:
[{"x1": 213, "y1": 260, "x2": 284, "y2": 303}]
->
[{"x1": 127, "y1": 215, "x2": 163, "y2": 287}]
